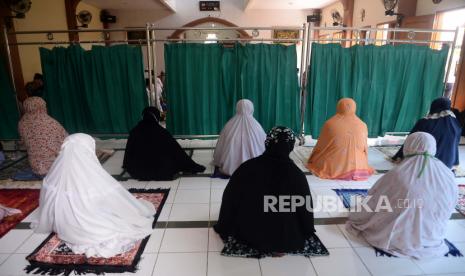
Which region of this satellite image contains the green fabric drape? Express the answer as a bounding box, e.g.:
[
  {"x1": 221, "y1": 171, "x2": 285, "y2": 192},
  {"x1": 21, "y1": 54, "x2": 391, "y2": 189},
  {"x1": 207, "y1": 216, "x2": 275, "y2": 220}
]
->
[
  {"x1": 306, "y1": 43, "x2": 448, "y2": 138},
  {"x1": 40, "y1": 45, "x2": 148, "y2": 134},
  {"x1": 0, "y1": 56, "x2": 20, "y2": 139},
  {"x1": 164, "y1": 43, "x2": 300, "y2": 135}
]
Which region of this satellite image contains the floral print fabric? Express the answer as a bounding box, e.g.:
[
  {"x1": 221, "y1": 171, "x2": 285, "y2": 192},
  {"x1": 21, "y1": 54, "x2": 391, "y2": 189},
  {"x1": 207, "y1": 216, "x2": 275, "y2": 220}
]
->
[{"x1": 18, "y1": 97, "x2": 68, "y2": 176}]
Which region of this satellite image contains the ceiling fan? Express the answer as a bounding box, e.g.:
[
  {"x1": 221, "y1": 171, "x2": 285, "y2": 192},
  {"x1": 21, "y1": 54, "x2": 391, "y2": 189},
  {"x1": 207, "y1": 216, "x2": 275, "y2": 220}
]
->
[
  {"x1": 382, "y1": 0, "x2": 403, "y2": 26},
  {"x1": 5, "y1": 0, "x2": 32, "y2": 18},
  {"x1": 76, "y1": 10, "x2": 92, "y2": 28},
  {"x1": 331, "y1": 10, "x2": 344, "y2": 26}
]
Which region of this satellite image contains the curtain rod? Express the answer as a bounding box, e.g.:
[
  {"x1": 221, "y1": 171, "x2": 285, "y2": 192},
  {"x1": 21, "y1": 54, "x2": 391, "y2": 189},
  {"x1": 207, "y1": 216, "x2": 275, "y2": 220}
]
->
[
  {"x1": 310, "y1": 26, "x2": 456, "y2": 33},
  {"x1": 10, "y1": 38, "x2": 304, "y2": 46},
  {"x1": 310, "y1": 38, "x2": 454, "y2": 44},
  {"x1": 10, "y1": 26, "x2": 304, "y2": 35},
  {"x1": 11, "y1": 37, "x2": 452, "y2": 46}
]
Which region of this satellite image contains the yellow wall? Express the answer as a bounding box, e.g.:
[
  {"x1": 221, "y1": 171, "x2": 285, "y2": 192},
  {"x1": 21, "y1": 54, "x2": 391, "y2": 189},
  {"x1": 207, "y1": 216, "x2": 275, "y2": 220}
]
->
[
  {"x1": 13, "y1": 0, "x2": 68, "y2": 83},
  {"x1": 319, "y1": 1, "x2": 344, "y2": 36},
  {"x1": 353, "y1": 0, "x2": 395, "y2": 28},
  {"x1": 13, "y1": 0, "x2": 102, "y2": 82},
  {"x1": 76, "y1": 2, "x2": 103, "y2": 50}
]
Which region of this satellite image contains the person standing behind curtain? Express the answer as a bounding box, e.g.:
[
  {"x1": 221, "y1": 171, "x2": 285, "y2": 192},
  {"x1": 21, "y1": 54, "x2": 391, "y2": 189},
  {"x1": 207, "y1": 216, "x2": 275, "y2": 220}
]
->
[
  {"x1": 307, "y1": 98, "x2": 373, "y2": 180},
  {"x1": 392, "y1": 97, "x2": 461, "y2": 169},
  {"x1": 25, "y1": 73, "x2": 45, "y2": 98},
  {"x1": 145, "y1": 77, "x2": 164, "y2": 114},
  {"x1": 123, "y1": 107, "x2": 205, "y2": 180},
  {"x1": 213, "y1": 99, "x2": 266, "y2": 177},
  {"x1": 18, "y1": 97, "x2": 68, "y2": 176}
]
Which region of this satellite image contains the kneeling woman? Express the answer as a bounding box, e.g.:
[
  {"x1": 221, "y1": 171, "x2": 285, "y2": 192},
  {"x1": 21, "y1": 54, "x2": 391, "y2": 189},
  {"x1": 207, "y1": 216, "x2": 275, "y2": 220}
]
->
[
  {"x1": 33, "y1": 134, "x2": 156, "y2": 258},
  {"x1": 213, "y1": 99, "x2": 266, "y2": 177},
  {"x1": 307, "y1": 98, "x2": 373, "y2": 180},
  {"x1": 214, "y1": 127, "x2": 329, "y2": 258},
  {"x1": 346, "y1": 132, "x2": 457, "y2": 259},
  {"x1": 123, "y1": 107, "x2": 205, "y2": 180}
]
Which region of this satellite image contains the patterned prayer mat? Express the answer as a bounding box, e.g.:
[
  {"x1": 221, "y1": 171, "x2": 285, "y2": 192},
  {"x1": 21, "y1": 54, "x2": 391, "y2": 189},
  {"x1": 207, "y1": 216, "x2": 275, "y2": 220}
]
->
[
  {"x1": 374, "y1": 239, "x2": 463, "y2": 258},
  {"x1": 332, "y1": 189, "x2": 369, "y2": 209},
  {"x1": 0, "y1": 189, "x2": 40, "y2": 238},
  {"x1": 376, "y1": 146, "x2": 401, "y2": 160},
  {"x1": 0, "y1": 157, "x2": 30, "y2": 181},
  {"x1": 457, "y1": 184, "x2": 465, "y2": 216},
  {"x1": 96, "y1": 149, "x2": 115, "y2": 165},
  {"x1": 25, "y1": 188, "x2": 169, "y2": 276},
  {"x1": 0, "y1": 151, "x2": 27, "y2": 170},
  {"x1": 0, "y1": 150, "x2": 115, "y2": 181},
  {"x1": 292, "y1": 146, "x2": 313, "y2": 165}
]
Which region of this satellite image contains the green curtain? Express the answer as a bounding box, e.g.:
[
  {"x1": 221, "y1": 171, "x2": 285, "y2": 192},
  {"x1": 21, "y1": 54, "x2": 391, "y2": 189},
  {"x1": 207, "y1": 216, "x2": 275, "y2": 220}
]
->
[
  {"x1": 40, "y1": 45, "x2": 148, "y2": 134},
  {"x1": 306, "y1": 43, "x2": 448, "y2": 138},
  {"x1": 164, "y1": 43, "x2": 300, "y2": 135},
  {"x1": 0, "y1": 56, "x2": 20, "y2": 139}
]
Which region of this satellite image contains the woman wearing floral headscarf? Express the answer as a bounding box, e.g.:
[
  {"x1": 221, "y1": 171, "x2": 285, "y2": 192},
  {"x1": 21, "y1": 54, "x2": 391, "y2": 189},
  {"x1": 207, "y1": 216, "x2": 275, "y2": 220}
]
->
[
  {"x1": 18, "y1": 97, "x2": 68, "y2": 176},
  {"x1": 214, "y1": 126, "x2": 329, "y2": 258}
]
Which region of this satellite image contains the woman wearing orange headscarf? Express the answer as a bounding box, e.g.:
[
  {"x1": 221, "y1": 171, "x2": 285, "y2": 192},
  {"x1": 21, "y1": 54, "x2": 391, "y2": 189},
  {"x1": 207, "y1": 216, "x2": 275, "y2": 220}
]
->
[{"x1": 307, "y1": 98, "x2": 373, "y2": 180}]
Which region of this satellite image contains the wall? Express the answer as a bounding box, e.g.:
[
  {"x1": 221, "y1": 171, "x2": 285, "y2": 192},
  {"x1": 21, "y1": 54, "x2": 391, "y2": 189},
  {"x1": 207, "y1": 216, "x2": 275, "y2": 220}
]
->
[
  {"x1": 319, "y1": 1, "x2": 344, "y2": 36},
  {"x1": 13, "y1": 0, "x2": 102, "y2": 82},
  {"x1": 416, "y1": 0, "x2": 465, "y2": 16},
  {"x1": 108, "y1": 0, "x2": 312, "y2": 74},
  {"x1": 13, "y1": 0, "x2": 69, "y2": 83},
  {"x1": 76, "y1": 1, "x2": 103, "y2": 50},
  {"x1": 352, "y1": 0, "x2": 395, "y2": 28}
]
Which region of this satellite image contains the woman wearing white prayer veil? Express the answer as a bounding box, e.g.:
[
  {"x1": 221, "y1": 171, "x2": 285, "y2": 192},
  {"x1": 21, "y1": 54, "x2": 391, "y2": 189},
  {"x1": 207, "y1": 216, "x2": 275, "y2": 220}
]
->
[
  {"x1": 213, "y1": 99, "x2": 266, "y2": 176},
  {"x1": 346, "y1": 132, "x2": 458, "y2": 259},
  {"x1": 32, "y1": 133, "x2": 155, "y2": 258}
]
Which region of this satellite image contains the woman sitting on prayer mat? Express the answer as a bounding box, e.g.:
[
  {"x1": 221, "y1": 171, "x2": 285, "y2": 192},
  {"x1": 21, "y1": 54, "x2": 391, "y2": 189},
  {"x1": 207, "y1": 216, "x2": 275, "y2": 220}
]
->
[
  {"x1": 32, "y1": 134, "x2": 155, "y2": 258},
  {"x1": 212, "y1": 99, "x2": 266, "y2": 177},
  {"x1": 18, "y1": 97, "x2": 68, "y2": 176},
  {"x1": 306, "y1": 98, "x2": 373, "y2": 180},
  {"x1": 123, "y1": 107, "x2": 205, "y2": 180},
  {"x1": 214, "y1": 126, "x2": 329, "y2": 258},
  {"x1": 393, "y1": 97, "x2": 461, "y2": 169},
  {"x1": 346, "y1": 132, "x2": 457, "y2": 259}
]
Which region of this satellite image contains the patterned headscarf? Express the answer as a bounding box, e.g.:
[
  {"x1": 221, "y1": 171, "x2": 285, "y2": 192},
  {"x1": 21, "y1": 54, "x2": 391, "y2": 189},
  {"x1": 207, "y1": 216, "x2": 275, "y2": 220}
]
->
[
  {"x1": 18, "y1": 97, "x2": 68, "y2": 175},
  {"x1": 265, "y1": 126, "x2": 295, "y2": 155}
]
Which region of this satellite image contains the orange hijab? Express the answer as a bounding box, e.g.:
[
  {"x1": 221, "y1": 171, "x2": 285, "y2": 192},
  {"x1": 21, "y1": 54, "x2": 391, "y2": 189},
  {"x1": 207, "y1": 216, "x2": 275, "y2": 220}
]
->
[{"x1": 307, "y1": 98, "x2": 373, "y2": 180}]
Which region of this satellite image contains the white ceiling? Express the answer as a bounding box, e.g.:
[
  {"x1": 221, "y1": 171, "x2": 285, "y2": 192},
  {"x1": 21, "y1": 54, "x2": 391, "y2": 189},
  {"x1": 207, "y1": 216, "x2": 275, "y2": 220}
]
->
[
  {"x1": 247, "y1": 0, "x2": 338, "y2": 10},
  {"x1": 82, "y1": 0, "x2": 168, "y2": 10}
]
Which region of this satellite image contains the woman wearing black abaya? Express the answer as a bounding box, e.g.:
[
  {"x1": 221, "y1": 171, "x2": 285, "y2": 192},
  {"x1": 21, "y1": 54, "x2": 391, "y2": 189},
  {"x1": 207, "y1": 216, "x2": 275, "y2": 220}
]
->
[
  {"x1": 214, "y1": 126, "x2": 329, "y2": 258},
  {"x1": 123, "y1": 107, "x2": 205, "y2": 180}
]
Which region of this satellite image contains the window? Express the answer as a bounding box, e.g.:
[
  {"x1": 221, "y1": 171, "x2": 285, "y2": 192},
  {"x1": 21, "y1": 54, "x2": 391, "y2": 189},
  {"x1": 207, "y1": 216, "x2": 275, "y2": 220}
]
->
[
  {"x1": 375, "y1": 23, "x2": 389, "y2": 46},
  {"x1": 205, "y1": 33, "x2": 218, "y2": 44}
]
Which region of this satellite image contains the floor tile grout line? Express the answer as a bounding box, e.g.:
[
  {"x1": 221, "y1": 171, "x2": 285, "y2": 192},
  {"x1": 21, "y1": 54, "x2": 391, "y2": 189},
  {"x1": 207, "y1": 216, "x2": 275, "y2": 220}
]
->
[
  {"x1": 350, "y1": 245, "x2": 374, "y2": 276},
  {"x1": 308, "y1": 255, "x2": 319, "y2": 276},
  {"x1": 206, "y1": 178, "x2": 212, "y2": 276}
]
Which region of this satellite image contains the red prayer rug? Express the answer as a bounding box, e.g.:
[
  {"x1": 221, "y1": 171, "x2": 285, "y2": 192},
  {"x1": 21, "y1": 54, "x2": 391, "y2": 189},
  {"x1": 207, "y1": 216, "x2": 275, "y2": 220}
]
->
[
  {"x1": 25, "y1": 188, "x2": 169, "y2": 275},
  {"x1": 0, "y1": 189, "x2": 40, "y2": 238},
  {"x1": 457, "y1": 184, "x2": 465, "y2": 216}
]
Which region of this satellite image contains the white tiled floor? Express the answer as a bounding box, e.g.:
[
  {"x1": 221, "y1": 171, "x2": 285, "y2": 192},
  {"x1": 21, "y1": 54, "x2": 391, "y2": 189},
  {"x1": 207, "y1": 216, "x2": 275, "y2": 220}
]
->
[{"x1": 1, "y1": 139, "x2": 465, "y2": 276}]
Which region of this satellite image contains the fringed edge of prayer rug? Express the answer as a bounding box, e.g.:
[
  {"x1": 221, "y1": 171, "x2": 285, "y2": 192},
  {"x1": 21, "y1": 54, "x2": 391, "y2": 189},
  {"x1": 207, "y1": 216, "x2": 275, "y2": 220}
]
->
[
  {"x1": 374, "y1": 239, "x2": 463, "y2": 258},
  {"x1": 24, "y1": 188, "x2": 170, "y2": 275}
]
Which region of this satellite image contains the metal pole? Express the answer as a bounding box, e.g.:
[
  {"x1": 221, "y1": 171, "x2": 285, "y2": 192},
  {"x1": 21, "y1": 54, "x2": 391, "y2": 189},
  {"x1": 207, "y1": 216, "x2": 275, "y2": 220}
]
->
[
  {"x1": 298, "y1": 23, "x2": 307, "y2": 145},
  {"x1": 146, "y1": 23, "x2": 154, "y2": 106},
  {"x1": 150, "y1": 24, "x2": 157, "y2": 108},
  {"x1": 443, "y1": 27, "x2": 459, "y2": 97},
  {"x1": 2, "y1": 25, "x2": 21, "y2": 116},
  {"x1": 299, "y1": 23, "x2": 312, "y2": 144}
]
